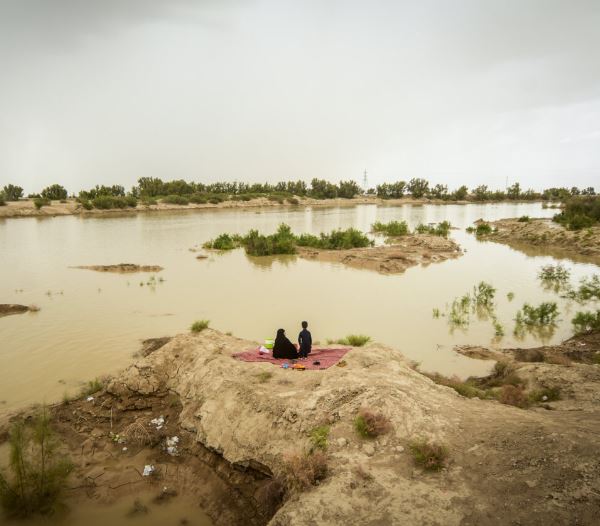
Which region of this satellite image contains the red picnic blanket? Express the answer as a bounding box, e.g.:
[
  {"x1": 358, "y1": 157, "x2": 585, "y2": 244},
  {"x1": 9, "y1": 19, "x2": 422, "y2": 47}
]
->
[{"x1": 232, "y1": 347, "x2": 351, "y2": 370}]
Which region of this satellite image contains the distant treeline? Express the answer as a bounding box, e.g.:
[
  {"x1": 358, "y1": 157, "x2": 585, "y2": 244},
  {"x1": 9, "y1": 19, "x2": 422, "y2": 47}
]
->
[{"x1": 0, "y1": 178, "x2": 596, "y2": 209}]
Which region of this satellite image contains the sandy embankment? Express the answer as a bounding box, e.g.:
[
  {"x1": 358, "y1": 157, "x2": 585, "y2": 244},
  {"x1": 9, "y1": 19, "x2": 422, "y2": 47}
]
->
[
  {"x1": 476, "y1": 218, "x2": 600, "y2": 262},
  {"x1": 297, "y1": 234, "x2": 462, "y2": 274},
  {"x1": 2, "y1": 329, "x2": 599, "y2": 525}
]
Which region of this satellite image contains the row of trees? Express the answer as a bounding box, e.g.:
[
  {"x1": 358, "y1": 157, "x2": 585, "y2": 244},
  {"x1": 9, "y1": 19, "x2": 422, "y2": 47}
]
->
[{"x1": 1, "y1": 179, "x2": 596, "y2": 204}]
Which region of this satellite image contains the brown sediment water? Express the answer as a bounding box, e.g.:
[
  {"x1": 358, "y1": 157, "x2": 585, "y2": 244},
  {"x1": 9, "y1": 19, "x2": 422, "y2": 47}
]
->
[{"x1": 0, "y1": 202, "x2": 598, "y2": 414}]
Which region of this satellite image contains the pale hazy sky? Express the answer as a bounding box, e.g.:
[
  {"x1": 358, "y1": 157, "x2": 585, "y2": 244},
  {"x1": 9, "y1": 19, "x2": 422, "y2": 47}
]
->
[{"x1": 1, "y1": 0, "x2": 599, "y2": 193}]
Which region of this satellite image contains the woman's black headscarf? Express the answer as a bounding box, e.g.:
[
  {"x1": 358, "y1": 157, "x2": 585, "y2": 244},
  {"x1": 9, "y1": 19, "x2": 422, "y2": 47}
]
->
[{"x1": 273, "y1": 328, "x2": 298, "y2": 359}]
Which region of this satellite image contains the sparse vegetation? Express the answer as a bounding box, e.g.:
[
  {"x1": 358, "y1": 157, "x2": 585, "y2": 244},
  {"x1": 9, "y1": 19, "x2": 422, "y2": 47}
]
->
[
  {"x1": 515, "y1": 302, "x2": 559, "y2": 327},
  {"x1": 538, "y1": 264, "x2": 571, "y2": 291},
  {"x1": 191, "y1": 319, "x2": 210, "y2": 333},
  {"x1": 203, "y1": 233, "x2": 242, "y2": 251},
  {"x1": 565, "y1": 275, "x2": 600, "y2": 302},
  {"x1": 0, "y1": 410, "x2": 72, "y2": 518},
  {"x1": 81, "y1": 378, "x2": 104, "y2": 397},
  {"x1": 529, "y1": 386, "x2": 561, "y2": 403},
  {"x1": 572, "y1": 310, "x2": 600, "y2": 333},
  {"x1": 354, "y1": 408, "x2": 391, "y2": 439},
  {"x1": 517, "y1": 215, "x2": 530, "y2": 222},
  {"x1": 415, "y1": 221, "x2": 451, "y2": 237},
  {"x1": 331, "y1": 334, "x2": 371, "y2": 346},
  {"x1": 282, "y1": 450, "x2": 328, "y2": 492},
  {"x1": 371, "y1": 220, "x2": 409, "y2": 236},
  {"x1": 409, "y1": 440, "x2": 448, "y2": 471},
  {"x1": 309, "y1": 425, "x2": 330, "y2": 451},
  {"x1": 423, "y1": 372, "x2": 488, "y2": 399},
  {"x1": 161, "y1": 194, "x2": 189, "y2": 205},
  {"x1": 553, "y1": 195, "x2": 600, "y2": 230},
  {"x1": 91, "y1": 195, "x2": 137, "y2": 209},
  {"x1": 466, "y1": 222, "x2": 493, "y2": 236},
  {"x1": 498, "y1": 385, "x2": 529, "y2": 408},
  {"x1": 256, "y1": 371, "x2": 273, "y2": 383}
]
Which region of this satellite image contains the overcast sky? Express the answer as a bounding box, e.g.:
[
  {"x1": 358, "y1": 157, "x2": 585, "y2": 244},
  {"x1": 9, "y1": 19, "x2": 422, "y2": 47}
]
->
[{"x1": 1, "y1": 0, "x2": 599, "y2": 194}]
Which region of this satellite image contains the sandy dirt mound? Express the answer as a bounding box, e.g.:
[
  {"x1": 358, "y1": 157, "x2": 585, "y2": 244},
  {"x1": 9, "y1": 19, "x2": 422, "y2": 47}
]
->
[
  {"x1": 104, "y1": 330, "x2": 600, "y2": 525},
  {"x1": 477, "y1": 218, "x2": 600, "y2": 262},
  {"x1": 72, "y1": 264, "x2": 164, "y2": 273},
  {"x1": 297, "y1": 234, "x2": 462, "y2": 274},
  {"x1": 0, "y1": 303, "x2": 30, "y2": 317}
]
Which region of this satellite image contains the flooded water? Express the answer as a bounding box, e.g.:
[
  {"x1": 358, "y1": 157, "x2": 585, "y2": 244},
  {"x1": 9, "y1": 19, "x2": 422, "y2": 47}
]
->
[{"x1": 1, "y1": 203, "x2": 599, "y2": 412}]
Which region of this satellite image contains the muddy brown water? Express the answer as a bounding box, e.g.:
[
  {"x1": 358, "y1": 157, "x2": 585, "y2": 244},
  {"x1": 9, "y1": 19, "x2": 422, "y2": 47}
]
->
[{"x1": 1, "y1": 202, "x2": 598, "y2": 415}]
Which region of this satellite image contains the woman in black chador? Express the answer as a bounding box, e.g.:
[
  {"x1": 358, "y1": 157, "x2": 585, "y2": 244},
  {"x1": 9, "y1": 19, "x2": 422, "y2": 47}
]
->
[{"x1": 272, "y1": 328, "x2": 299, "y2": 359}]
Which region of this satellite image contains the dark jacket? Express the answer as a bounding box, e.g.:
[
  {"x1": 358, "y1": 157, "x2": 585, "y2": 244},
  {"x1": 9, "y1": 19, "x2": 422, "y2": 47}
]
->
[
  {"x1": 273, "y1": 329, "x2": 298, "y2": 359},
  {"x1": 298, "y1": 328, "x2": 312, "y2": 354}
]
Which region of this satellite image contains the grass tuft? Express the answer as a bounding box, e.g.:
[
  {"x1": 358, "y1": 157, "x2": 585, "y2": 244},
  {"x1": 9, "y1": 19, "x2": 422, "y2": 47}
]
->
[
  {"x1": 190, "y1": 319, "x2": 210, "y2": 333},
  {"x1": 354, "y1": 408, "x2": 391, "y2": 439},
  {"x1": 409, "y1": 440, "x2": 448, "y2": 471}
]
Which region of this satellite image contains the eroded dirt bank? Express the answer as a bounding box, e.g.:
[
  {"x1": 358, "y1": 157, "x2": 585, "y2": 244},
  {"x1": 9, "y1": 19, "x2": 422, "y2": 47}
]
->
[
  {"x1": 2, "y1": 329, "x2": 598, "y2": 525},
  {"x1": 297, "y1": 234, "x2": 462, "y2": 274},
  {"x1": 476, "y1": 218, "x2": 600, "y2": 262}
]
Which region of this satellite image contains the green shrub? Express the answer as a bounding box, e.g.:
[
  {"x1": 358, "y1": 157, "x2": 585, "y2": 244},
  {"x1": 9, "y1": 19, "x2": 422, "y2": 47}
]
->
[
  {"x1": 472, "y1": 281, "x2": 496, "y2": 307},
  {"x1": 203, "y1": 233, "x2": 241, "y2": 251},
  {"x1": 515, "y1": 302, "x2": 559, "y2": 326},
  {"x1": 517, "y1": 215, "x2": 530, "y2": 222},
  {"x1": 354, "y1": 409, "x2": 391, "y2": 438},
  {"x1": 81, "y1": 200, "x2": 93, "y2": 210},
  {"x1": 0, "y1": 410, "x2": 73, "y2": 518},
  {"x1": 468, "y1": 222, "x2": 492, "y2": 236},
  {"x1": 243, "y1": 224, "x2": 297, "y2": 256},
  {"x1": 572, "y1": 310, "x2": 600, "y2": 333},
  {"x1": 287, "y1": 197, "x2": 300, "y2": 205},
  {"x1": 295, "y1": 228, "x2": 373, "y2": 250},
  {"x1": 141, "y1": 196, "x2": 158, "y2": 206},
  {"x1": 91, "y1": 195, "x2": 137, "y2": 209},
  {"x1": 565, "y1": 275, "x2": 600, "y2": 302},
  {"x1": 0, "y1": 194, "x2": 6, "y2": 206},
  {"x1": 372, "y1": 220, "x2": 409, "y2": 236},
  {"x1": 191, "y1": 319, "x2": 210, "y2": 333},
  {"x1": 33, "y1": 198, "x2": 51, "y2": 209},
  {"x1": 189, "y1": 194, "x2": 207, "y2": 204},
  {"x1": 309, "y1": 425, "x2": 330, "y2": 451},
  {"x1": 409, "y1": 440, "x2": 448, "y2": 471},
  {"x1": 415, "y1": 220, "x2": 451, "y2": 237},
  {"x1": 538, "y1": 264, "x2": 570, "y2": 285},
  {"x1": 553, "y1": 196, "x2": 600, "y2": 230},
  {"x1": 162, "y1": 194, "x2": 189, "y2": 205}
]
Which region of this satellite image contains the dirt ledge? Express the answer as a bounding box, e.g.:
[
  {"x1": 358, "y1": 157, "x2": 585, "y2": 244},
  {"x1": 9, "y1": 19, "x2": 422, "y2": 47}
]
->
[
  {"x1": 476, "y1": 218, "x2": 600, "y2": 262},
  {"x1": 297, "y1": 234, "x2": 463, "y2": 274}
]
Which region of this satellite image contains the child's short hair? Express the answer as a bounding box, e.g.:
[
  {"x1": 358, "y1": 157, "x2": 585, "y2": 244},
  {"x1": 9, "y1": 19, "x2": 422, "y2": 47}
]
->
[{"x1": 301, "y1": 321, "x2": 308, "y2": 329}]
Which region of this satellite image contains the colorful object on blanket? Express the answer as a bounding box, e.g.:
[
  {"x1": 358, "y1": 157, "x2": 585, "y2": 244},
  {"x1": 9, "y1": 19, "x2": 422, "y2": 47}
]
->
[
  {"x1": 282, "y1": 363, "x2": 290, "y2": 369},
  {"x1": 264, "y1": 339, "x2": 274, "y2": 349},
  {"x1": 292, "y1": 363, "x2": 306, "y2": 370},
  {"x1": 232, "y1": 347, "x2": 351, "y2": 370}
]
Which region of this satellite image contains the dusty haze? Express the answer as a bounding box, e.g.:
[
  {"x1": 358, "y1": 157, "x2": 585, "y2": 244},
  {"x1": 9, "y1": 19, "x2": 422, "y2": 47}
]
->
[{"x1": 0, "y1": 0, "x2": 599, "y2": 193}]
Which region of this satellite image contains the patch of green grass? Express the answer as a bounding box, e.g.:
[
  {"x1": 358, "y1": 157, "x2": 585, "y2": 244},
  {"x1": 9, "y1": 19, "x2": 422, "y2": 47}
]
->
[
  {"x1": 409, "y1": 440, "x2": 448, "y2": 471},
  {"x1": 515, "y1": 302, "x2": 559, "y2": 326},
  {"x1": 203, "y1": 233, "x2": 242, "y2": 250},
  {"x1": 190, "y1": 319, "x2": 210, "y2": 333},
  {"x1": 424, "y1": 372, "x2": 488, "y2": 399},
  {"x1": 333, "y1": 334, "x2": 371, "y2": 346},
  {"x1": 309, "y1": 425, "x2": 330, "y2": 451},
  {"x1": 371, "y1": 220, "x2": 409, "y2": 236}
]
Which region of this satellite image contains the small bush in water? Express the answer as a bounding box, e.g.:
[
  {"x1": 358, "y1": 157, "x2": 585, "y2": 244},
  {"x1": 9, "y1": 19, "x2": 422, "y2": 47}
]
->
[
  {"x1": 538, "y1": 264, "x2": 570, "y2": 285},
  {"x1": 203, "y1": 233, "x2": 241, "y2": 251},
  {"x1": 572, "y1": 310, "x2": 600, "y2": 333},
  {"x1": 468, "y1": 223, "x2": 492, "y2": 236},
  {"x1": 415, "y1": 220, "x2": 451, "y2": 237},
  {"x1": 190, "y1": 319, "x2": 210, "y2": 333},
  {"x1": 515, "y1": 302, "x2": 559, "y2": 326},
  {"x1": 371, "y1": 220, "x2": 409, "y2": 236},
  {"x1": 565, "y1": 275, "x2": 600, "y2": 302},
  {"x1": 472, "y1": 281, "x2": 496, "y2": 308}
]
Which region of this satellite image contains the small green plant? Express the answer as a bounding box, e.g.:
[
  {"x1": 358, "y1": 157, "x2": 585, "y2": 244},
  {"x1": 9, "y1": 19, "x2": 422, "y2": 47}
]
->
[
  {"x1": 565, "y1": 275, "x2": 600, "y2": 302},
  {"x1": 309, "y1": 425, "x2": 330, "y2": 451},
  {"x1": 191, "y1": 319, "x2": 210, "y2": 333},
  {"x1": 493, "y1": 320, "x2": 505, "y2": 337},
  {"x1": 538, "y1": 264, "x2": 571, "y2": 290},
  {"x1": 470, "y1": 222, "x2": 492, "y2": 236},
  {"x1": 432, "y1": 308, "x2": 441, "y2": 319},
  {"x1": 409, "y1": 440, "x2": 448, "y2": 471},
  {"x1": 33, "y1": 198, "x2": 51, "y2": 209},
  {"x1": 371, "y1": 220, "x2": 409, "y2": 236},
  {"x1": 81, "y1": 378, "x2": 104, "y2": 397},
  {"x1": 354, "y1": 408, "x2": 391, "y2": 439},
  {"x1": 517, "y1": 215, "x2": 530, "y2": 222},
  {"x1": 334, "y1": 334, "x2": 371, "y2": 346},
  {"x1": 507, "y1": 292, "x2": 515, "y2": 301},
  {"x1": 256, "y1": 371, "x2": 273, "y2": 383},
  {"x1": 472, "y1": 281, "x2": 496, "y2": 308},
  {"x1": 0, "y1": 409, "x2": 73, "y2": 518},
  {"x1": 572, "y1": 310, "x2": 600, "y2": 333}
]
